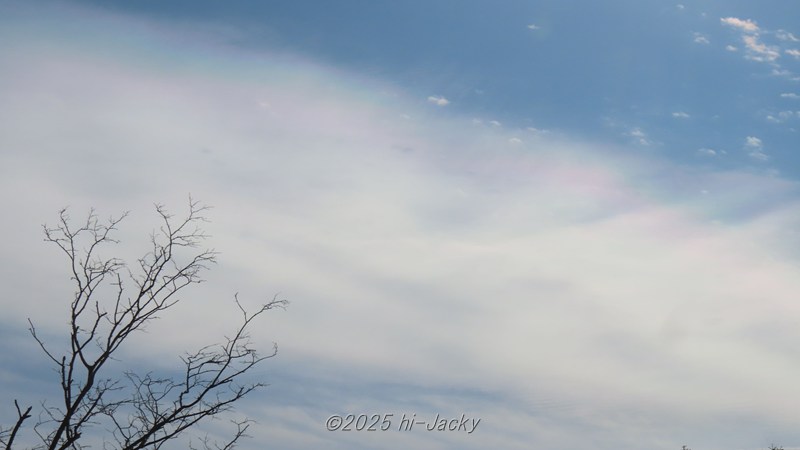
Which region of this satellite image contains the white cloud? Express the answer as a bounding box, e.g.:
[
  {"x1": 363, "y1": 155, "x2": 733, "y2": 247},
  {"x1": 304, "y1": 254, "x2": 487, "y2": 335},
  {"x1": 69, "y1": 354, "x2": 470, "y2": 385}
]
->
[
  {"x1": 672, "y1": 111, "x2": 690, "y2": 119},
  {"x1": 719, "y1": 17, "x2": 786, "y2": 65},
  {"x1": 697, "y1": 148, "x2": 717, "y2": 156},
  {"x1": 766, "y1": 111, "x2": 797, "y2": 123},
  {"x1": 772, "y1": 68, "x2": 792, "y2": 77},
  {"x1": 745, "y1": 136, "x2": 769, "y2": 160},
  {"x1": 527, "y1": 24, "x2": 540, "y2": 30},
  {"x1": 776, "y1": 30, "x2": 800, "y2": 42},
  {"x1": 745, "y1": 136, "x2": 763, "y2": 149},
  {"x1": 742, "y1": 34, "x2": 780, "y2": 62},
  {"x1": 676, "y1": 4, "x2": 685, "y2": 10},
  {"x1": 427, "y1": 95, "x2": 449, "y2": 106},
  {"x1": 726, "y1": 45, "x2": 738, "y2": 52},
  {"x1": 626, "y1": 128, "x2": 653, "y2": 146},
  {"x1": 786, "y1": 49, "x2": 800, "y2": 58},
  {"x1": 720, "y1": 17, "x2": 760, "y2": 33},
  {"x1": 629, "y1": 128, "x2": 646, "y2": 138},
  {"x1": 693, "y1": 33, "x2": 710, "y2": 44},
  {"x1": 489, "y1": 120, "x2": 501, "y2": 127},
  {"x1": 526, "y1": 126, "x2": 550, "y2": 135},
  {"x1": 781, "y1": 93, "x2": 800, "y2": 99},
  {"x1": 508, "y1": 137, "x2": 523, "y2": 144}
]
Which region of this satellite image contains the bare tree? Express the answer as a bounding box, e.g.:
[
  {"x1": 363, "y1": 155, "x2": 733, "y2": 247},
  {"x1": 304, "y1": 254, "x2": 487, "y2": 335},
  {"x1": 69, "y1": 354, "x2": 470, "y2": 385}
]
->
[{"x1": 0, "y1": 199, "x2": 286, "y2": 450}]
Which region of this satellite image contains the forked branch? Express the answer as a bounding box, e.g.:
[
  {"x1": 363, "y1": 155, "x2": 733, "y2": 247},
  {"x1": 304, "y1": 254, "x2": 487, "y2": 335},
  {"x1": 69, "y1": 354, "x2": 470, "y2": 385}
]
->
[{"x1": 2, "y1": 199, "x2": 285, "y2": 450}]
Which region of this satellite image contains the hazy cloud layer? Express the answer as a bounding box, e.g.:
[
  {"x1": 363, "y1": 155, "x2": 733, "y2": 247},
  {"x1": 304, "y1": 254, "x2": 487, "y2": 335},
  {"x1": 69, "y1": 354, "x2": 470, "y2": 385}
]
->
[{"x1": 3, "y1": 4, "x2": 800, "y2": 450}]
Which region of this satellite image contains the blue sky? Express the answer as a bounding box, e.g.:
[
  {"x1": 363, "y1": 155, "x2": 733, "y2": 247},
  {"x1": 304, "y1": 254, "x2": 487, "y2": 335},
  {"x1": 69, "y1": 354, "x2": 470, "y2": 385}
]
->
[
  {"x1": 63, "y1": 0, "x2": 800, "y2": 170},
  {"x1": 1, "y1": 1, "x2": 800, "y2": 449}
]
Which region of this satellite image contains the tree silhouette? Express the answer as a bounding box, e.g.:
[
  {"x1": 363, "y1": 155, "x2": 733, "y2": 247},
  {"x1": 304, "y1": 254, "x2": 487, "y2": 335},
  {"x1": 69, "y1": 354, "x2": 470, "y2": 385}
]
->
[{"x1": 0, "y1": 199, "x2": 286, "y2": 450}]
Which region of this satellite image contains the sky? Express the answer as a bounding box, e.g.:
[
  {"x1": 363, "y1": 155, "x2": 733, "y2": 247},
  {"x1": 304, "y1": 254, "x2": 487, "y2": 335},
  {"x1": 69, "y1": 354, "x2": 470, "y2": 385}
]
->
[{"x1": 1, "y1": 0, "x2": 800, "y2": 449}]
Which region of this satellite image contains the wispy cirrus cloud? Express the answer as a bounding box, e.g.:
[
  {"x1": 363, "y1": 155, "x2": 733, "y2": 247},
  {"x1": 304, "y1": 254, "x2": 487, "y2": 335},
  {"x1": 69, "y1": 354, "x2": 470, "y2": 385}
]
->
[{"x1": 776, "y1": 30, "x2": 800, "y2": 42}]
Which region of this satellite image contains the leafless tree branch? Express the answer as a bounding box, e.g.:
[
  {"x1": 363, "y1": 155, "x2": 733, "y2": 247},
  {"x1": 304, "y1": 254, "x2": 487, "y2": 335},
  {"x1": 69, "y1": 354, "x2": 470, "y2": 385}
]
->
[{"x1": 2, "y1": 199, "x2": 285, "y2": 450}]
